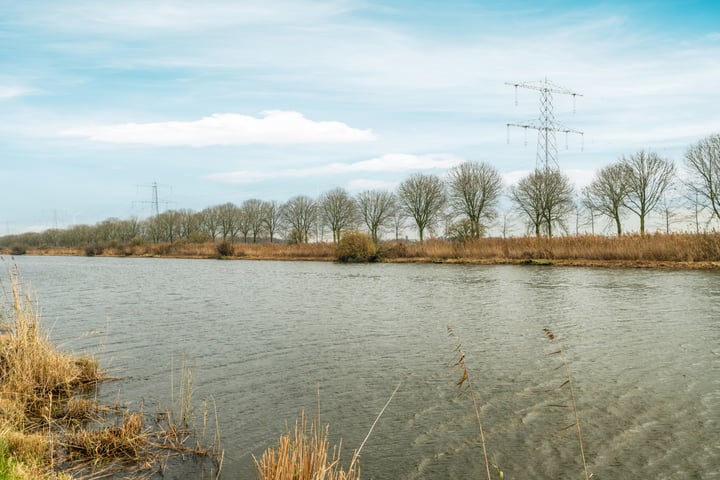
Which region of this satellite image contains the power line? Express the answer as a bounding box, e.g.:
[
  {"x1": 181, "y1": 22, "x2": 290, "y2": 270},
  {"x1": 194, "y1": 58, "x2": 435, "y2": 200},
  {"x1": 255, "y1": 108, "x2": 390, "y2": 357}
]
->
[
  {"x1": 134, "y1": 181, "x2": 173, "y2": 216},
  {"x1": 506, "y1": 78, "x2": 584, "y2": 171}
]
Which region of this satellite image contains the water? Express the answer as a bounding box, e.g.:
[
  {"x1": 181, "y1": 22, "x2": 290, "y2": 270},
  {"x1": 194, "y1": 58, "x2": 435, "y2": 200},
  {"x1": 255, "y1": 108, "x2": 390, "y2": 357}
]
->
[{"x1": 7, "y1": 255, "x2": 720, "y2": 479}]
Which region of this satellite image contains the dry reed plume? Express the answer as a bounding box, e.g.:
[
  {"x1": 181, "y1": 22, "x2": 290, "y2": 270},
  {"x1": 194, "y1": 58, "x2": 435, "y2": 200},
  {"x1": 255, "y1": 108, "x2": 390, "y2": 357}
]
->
[
  {"x1": 447, "y1": 326, "x2": 495, "y2": 480},
  {"x1": 543, "y1": 328, "x2": 591, "y2": 480}
]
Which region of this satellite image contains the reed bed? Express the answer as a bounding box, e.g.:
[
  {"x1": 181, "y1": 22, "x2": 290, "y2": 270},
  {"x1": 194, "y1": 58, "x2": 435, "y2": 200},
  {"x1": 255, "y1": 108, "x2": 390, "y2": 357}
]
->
[
  {"x1": 254, "y1": 412, "x2": 359, "y2": 480},
  {"x1": 0, "y1": 264, "x2": 222, "y2": 479},
  {"x1": 15, "y1": 232, "x2": 720, "y2": 267},
  {"x1": 19, "y1": 233, "x2": 720, "y2": 267},
  {"x1": 382, "y1": 232, "x2": 720, "y2": 265}
]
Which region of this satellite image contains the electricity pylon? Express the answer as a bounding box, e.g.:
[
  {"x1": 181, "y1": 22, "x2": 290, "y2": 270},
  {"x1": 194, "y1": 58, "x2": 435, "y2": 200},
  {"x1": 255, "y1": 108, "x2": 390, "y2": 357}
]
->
[{"x1": 506, "y1": 78, "x2": 584, "y2": 171}]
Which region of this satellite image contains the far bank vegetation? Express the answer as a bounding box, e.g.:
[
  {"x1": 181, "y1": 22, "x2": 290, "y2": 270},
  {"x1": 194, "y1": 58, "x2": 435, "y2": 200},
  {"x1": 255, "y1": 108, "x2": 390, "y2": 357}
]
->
[{"x1": 2, "y1": 134, "x2": 720, "y2": 266}]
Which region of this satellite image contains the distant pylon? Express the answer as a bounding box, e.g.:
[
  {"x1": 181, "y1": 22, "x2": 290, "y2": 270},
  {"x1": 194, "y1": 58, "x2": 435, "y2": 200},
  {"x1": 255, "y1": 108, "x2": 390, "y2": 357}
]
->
[
  {"x1": 135, "y1": 181, "x2": 171, "y2": 216},
  {"x1": 506, "y1": 78, "x2": 584, "y2": 171},
  {"x1": 151, "y1": 181, "x2": 160, "y2": 216}
]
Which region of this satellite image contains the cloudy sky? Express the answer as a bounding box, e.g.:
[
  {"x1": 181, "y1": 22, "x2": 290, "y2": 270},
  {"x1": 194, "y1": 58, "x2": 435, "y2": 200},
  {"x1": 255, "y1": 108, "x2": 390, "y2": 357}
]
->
[{"x1": 1, "y1": 0, "x2": 719, "y2": 233}]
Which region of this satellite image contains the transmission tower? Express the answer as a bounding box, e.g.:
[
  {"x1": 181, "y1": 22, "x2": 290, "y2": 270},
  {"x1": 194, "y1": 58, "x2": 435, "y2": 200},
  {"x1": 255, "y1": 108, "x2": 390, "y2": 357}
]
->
[
  {"x1": 506, "y1": 78, "x2": 584, "y2": 171},
  {"x1": 135, "y1": 181, "x2": 171, "y2": 216}
]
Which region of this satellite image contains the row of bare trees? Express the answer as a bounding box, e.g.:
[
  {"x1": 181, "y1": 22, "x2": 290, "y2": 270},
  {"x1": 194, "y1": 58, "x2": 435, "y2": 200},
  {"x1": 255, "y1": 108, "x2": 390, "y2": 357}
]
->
[{"x1": 2, "y1": 134, "x2": 719, "y2": 249}]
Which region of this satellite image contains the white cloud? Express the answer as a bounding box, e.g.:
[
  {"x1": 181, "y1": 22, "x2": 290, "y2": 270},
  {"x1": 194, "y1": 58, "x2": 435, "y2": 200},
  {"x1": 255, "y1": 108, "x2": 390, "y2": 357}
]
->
[
  {"x1": 0, "y1": 85, "x2": 33, "y2": 99},
  {"x1": 502, "y1": 168, "x2": 595, "y2": 189},
  {"x1": 205, "y1": 153, "x2": 465, "y2": 184},
  {"x1": 18, "y1": 0, "x2": 354, "y2": 35},
  {"x1": 346, "y1": 178, "x2": 399, "y2": 192},
  {"x1": 60, "y1": 111, "x2": 375, "y2": 146}
]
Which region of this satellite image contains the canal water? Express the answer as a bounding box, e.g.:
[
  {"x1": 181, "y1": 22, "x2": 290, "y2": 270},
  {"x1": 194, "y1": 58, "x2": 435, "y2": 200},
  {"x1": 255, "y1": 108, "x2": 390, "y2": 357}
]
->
[{"x1": 8, "y1": 256, "x2": 720, "y2": 479}]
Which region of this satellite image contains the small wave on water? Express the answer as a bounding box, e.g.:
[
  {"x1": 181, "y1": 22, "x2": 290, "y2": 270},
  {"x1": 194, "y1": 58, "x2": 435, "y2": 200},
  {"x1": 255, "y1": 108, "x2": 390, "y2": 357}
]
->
[{"x1": 11, "y1": 256, "x2": 720, "y2": 479}]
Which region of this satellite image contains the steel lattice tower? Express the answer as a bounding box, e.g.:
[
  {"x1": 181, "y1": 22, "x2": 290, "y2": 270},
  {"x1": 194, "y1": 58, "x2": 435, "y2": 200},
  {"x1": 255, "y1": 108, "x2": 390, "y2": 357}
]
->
[{"x1": 506, "y1": 78, "x2": 584, "y2": 171}]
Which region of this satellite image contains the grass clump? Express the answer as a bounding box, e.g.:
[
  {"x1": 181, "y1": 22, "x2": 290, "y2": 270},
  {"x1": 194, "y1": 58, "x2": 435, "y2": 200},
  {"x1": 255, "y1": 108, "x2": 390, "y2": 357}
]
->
[
  {"x1": 335, "y1": 231, "x2": 377, "y2": 263},
  {"x1": 255, "y1": 412, "x2": 359, "y2": 480},
  {"x1": 0, "y1": 263, "x2": 222, "y2": 478}
]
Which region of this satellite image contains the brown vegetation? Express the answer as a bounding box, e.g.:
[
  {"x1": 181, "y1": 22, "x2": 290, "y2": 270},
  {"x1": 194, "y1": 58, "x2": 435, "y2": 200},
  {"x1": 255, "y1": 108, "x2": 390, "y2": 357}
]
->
[
  {"x1": 254, "y1": 412, "x2": 360, "y2": 480},
  {"x1": 380, "y1": 233, "x2": 720, "y2": 267},
  {"x1": 10, "y1": 232, "x2": 720, "y2": 268},
  {"x1": 0, "y1": 265, "x2": 222, "y2": 479}
]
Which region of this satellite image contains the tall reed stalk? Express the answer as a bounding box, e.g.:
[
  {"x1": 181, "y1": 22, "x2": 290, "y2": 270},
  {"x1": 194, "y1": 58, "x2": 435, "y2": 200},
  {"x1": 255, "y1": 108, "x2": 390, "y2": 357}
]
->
[
  {"x1": 543, "y1": 328, "x2": 591, "y2": 480},
  {"x1": 448, "y1": 326, "x2": 493, "y2": 480}
]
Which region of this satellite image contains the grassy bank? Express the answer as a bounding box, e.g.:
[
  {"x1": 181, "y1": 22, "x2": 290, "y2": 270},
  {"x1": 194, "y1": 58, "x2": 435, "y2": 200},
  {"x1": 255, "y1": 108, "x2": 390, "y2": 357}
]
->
[
  {"x1": 10, "y1": 233, "x2": 720, "y2": 269},
  {"x1": 0, "y1": 265, "x2": 221, "y2": 479}
]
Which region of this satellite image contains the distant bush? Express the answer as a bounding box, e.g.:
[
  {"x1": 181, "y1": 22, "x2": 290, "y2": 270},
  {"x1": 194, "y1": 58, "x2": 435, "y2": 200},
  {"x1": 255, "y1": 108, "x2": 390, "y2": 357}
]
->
[
  {"x1": 215, "y1": 241, "x2": 235, "y2": 258},
  {"x1": 10, "y1": 245, "x2": 26, "y2": 256},
  {"x1": 335, "y1": 231, "x2": 377, "y2": 263},
  {"x1": 84, "y1": 243, "x2": 104, "y2": 257}
]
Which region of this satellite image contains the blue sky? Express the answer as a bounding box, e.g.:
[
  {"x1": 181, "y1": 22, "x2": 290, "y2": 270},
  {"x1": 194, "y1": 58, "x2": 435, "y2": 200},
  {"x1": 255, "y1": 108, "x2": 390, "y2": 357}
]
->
[{"x1": 1, "y1": 0, "x2": 719, "y2": 234}]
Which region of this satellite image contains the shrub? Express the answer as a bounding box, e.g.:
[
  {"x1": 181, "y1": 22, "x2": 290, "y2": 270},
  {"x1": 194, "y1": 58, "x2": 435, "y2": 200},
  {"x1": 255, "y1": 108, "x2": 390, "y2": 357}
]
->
[
  {"x1": 9, "y1": 245, "x2": 26, "y2": 256},
  {"x1": 335, "y1": 231, "x2": 377, "y2": 263},
  {"x1": 215, "y1": 241, "x2": 234, "y2": 257},
  {"x1": 84, "y1": 243, "x2": 104, "y2": 257}
]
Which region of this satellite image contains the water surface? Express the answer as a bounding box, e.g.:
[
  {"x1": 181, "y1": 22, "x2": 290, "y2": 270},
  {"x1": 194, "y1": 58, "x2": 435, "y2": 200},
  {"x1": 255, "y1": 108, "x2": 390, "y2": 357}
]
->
[{"x1": 9, "y1": 256, "x2": 720, "y2": 479}]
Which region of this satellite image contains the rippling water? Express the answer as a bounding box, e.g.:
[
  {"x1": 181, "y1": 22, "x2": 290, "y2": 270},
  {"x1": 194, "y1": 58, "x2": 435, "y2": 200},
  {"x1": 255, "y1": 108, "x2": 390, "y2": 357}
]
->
[{"x1": 8, "y1": 255, "x2": 720, "y2": 479}]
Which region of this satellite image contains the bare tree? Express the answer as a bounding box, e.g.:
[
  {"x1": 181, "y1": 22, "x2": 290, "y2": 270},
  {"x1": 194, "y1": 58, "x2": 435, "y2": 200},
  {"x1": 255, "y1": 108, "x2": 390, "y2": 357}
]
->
[
  {"x1": 242, "y1": 199, "x2": 265, "y2": 243},
  {"x1": 622, "y1": 150, "x2": 676, "y2": 234},
  {"x1": 356, "y1": 190, "x2": 396, "y2": 244},
  {"x1": 199, "y1": 206, "x2": 221, "y2": 241},
  {"x1": 282, "y1": 195, "x2": 317, "y2": 243},
  {"x1": 582, "y1": 162, "x2": 631, "y2": 236},
  {"x1": 391, "y1": 210, "x2": 407, "y2": 241},
  {"x1": 685, "y1": 133, "x2": 720, "y2": 221},
  {"x1": 657, "y1": 194, "x2": 681, "y2": 233},
  {"x1": 177, "y1": 209, "x2": 199, "y2": 241},
  {"x1": 215, "y1": 202, "x2": 242, "y2": 242},
  {"x1": 510, "y1": 169, "x2": 574, "y2": 237},
  {"x1": 261, "y1": 200, "x2": 283, "y2": 243},
  {"x1": 319, "y1": 187, "x2": 357, "y2": 244},
  {"x1": 397, "y1": 173, "x2": 446, "y2": 242},
  {"x1": 446, "y1": 161, "x2": 503, "y2": 238}
]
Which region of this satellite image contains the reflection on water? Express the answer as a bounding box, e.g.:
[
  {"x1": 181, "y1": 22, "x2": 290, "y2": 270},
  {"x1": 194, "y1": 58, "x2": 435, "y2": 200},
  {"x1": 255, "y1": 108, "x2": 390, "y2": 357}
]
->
[{"x1": 10, "y1": 255, "x2": 720, "y2": 479}]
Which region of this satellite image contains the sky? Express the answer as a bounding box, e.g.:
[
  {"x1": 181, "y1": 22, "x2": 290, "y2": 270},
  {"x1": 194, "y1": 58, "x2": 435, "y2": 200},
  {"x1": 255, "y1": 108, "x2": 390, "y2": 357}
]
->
[{"x1": 1, "y1": 0, "x2": 719, "y2": 234}]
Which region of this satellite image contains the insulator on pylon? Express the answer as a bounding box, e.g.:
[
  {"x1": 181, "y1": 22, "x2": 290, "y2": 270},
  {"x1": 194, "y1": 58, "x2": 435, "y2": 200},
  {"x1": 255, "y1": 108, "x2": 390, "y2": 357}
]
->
[
  {"x1": 514, "y1": 85, "x2": 518, "y2": 106},
  {"x1": 523, "y1": 126, "x2": 528, "y2": 146},
  {"x1": 506, "y1": 124, "x2": 510, "y2": 144}
]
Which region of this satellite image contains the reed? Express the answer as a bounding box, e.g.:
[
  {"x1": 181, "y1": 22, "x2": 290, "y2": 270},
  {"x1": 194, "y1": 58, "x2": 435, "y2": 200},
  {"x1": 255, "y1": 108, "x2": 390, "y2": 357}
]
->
[
  {"x1": 447, "y1": 326, "x2": 494, "y2": 480},
  {"x1": 254, "y1": 411, "x2": 360, "y2": 480},
  {"x1": 543, "y1": 328, "x2": 591, "y2": 480},
  {"x1": 21, "y1": 232, "x2": 720, "y2": 267},
  {"x1": 256, "y1": 382, "x2": 401, "y2": 480},
  {"x1": 0, "y1": 263, "x2": 222, "y2": 479},
  {"x1": 381, "y1": 232, "x2": 720, "y2": 265}
]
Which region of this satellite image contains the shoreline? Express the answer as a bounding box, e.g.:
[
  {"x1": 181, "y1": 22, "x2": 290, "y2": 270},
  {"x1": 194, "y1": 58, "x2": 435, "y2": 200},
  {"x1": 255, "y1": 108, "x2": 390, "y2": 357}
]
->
[{"x1": 10, "y1": 247, "x2": 720, "y2": 270}]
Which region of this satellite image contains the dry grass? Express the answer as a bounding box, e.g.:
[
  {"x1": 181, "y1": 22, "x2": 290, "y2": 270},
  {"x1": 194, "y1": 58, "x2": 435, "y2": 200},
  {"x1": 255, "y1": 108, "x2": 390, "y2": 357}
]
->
[
  {"x1": 381, "y1": 233, "x2": 720, "y2": 266},
  {"x1": 255, "y1": 412, "x2": 360, "y2": 480},
  {"x1": 0, "y1": 263, "x2": 222, "y2": 479},
  {"x1": 0, "y1": 265, "x2": 104, "y2": 428},
  {"x1": 23, "y1": 233, "x2": 720, "y2": 267}
]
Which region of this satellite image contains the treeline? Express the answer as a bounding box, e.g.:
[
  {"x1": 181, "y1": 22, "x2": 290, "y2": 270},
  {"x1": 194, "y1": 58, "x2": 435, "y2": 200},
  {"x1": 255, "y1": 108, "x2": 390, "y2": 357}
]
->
[{"x1": 2, "y1": 133, "x2": 719, "y2": 252}]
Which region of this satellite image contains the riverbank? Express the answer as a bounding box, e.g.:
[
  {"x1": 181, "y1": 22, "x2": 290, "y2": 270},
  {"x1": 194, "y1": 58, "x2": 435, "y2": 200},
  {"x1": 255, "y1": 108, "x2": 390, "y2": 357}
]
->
[
  {"x1": 7, "y1": 233, "x2": 720, "y2": 270},
  {"x1": 0, "y1": 266, "x2": 222, "y2": 479}
]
